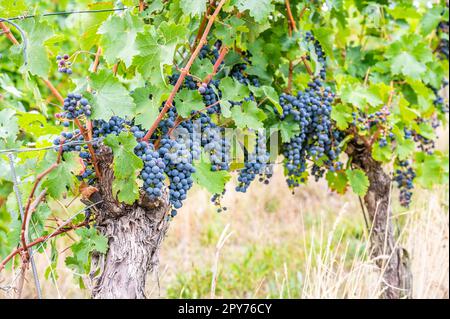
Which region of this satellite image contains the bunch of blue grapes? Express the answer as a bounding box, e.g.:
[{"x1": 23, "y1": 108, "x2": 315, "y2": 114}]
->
[
  {"x1": 58, "y1": 93, "x2": 92, "y2": 122},
  {"x1": 279, "y1": 79, "x2": 342, "y2": 187},
  {"x1": 393, "y1": 160, "x2": 416, "y2": 207},
  {"x1": 56, "y1": 54, "x2": 72, "y2": 75},
  {"x1": 200, "y1": 116, "x2": 230, "y2": 171},
  {"x1": 230, "y1": 63, "x2": 260, "y2": 87},
  {"x1": 92, "y1": 116, "x2": 128, "y2": 138},
  {"x1": 198, "y1": 40, "x2": 223, "y2": 65},
  {"x1": 134, "y1": 140, "x2": 166, "y2": 200},
  {"x1": 158, "y1": 137, "x2": 196, "y2": 217},
  {"x1": 305, "y1": 31, "x2": 327, "y2": 79},
  {"x1": 437, "y1": 19, "x2": 449, "y2": 60},
  {"x1": 431, "y1": 84, "x2": 449, "y2": 114},
  {"x1": 236, "y1": 132, "x2": 271, "y2": 193}
]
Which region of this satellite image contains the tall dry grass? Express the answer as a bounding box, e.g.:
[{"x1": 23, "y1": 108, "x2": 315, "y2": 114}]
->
[{"x1": 1, "y1": 163, "x2": 448, "y2": 299}]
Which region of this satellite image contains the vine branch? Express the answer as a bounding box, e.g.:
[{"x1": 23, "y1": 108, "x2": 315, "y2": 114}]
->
[{"x1": 142, "y1": 0, "x2": 228, "y2": 142}]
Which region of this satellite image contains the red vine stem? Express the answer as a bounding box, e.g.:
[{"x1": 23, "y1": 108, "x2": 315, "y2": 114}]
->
[
  {"x1": 91, "y1": 46, "x2": 102, "y2": 72},
  {"x1": 192, "y1": 6, "x2": 211, "y2": 52},
  {"x1": 301, "y1": 55, "x2": 313, "y2": 76},
  {"x1": 139, "y1": 0, "x2": 146, "y2": 12},
  {"x1": 74, "y1": 118, "x2": 102, "y2": 179},
  {"x1": 0, "y1": 220, "x2": 89, "y2": 272},
  {"x1": 162, "y1": 47, "x2": 228, "y2": 144},
  {"x1": 203, "y1": 45, "x2": 228, "y2": 83},
  {"x1": 142, "y1": 0, "x2": 228, "y2": 142},
  {"x1": 19, "y1": 142, "x2": 63, "y2": 259},
  {"x1": 285, "y1": 0, "x2": 298, "y2": 32},
  {"x1": 0, "y1": 21, "x2": 19, "y2": 45}
]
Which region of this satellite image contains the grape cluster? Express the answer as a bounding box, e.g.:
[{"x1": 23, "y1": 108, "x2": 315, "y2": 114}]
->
[
  {"x1": 230, "y1": 63, "x2": 260, "y2": 87},
  {"x1": 437, "y1": 20, "x2": 449, "y2": 60},
  {"x1": 279, "y1": 79, "x2": 342, "y2": 187},
  {"x1": 57, "y1": 93, "x2": 92, "y2": 122},
  {"x1": 305, "y1": 32, "x2": 326, "y2": 79},
  {"x1": 159, "y1": 137, "x2": 196, "y2": 217},
  {"x1": 134, "y1": 141, "x2": 166, "y2": 200},
  {"x1": 199, "y1": 41, "x2": 223, "y2": 65},
  {"x1": 236, "y1": 132, "x2": 271, "y2": 193},
  {"x1": 56, "y1": 54, "x2": 72, "y2": 75},
  {"x1": 393, "y1": 160, "x2": 416, "y2": 207}
]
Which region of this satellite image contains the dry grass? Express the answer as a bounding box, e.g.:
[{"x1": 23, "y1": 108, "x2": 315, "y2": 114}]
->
[{"x1": 1, "y1": 159, "x2": 448, "y2": 299}]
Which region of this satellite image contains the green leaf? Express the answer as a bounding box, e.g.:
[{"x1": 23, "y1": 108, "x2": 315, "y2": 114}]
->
[
  {"x1": 88, "y1": 70, "x2": 136, "y2": 120},
  {"x1": 174, "y1": 88, "x2": 204, "y2": 117},
  {"x1": 132, "y1": 86, "x2": 168, "y2": 130},
  {"x1": 42, "y1": 153, "x2": 83, "y2": 199},
  {"x1": 371, "y1": 143, "x2": 392, "y2": 163},
  {"x1": 314, "y1": 27, "x2": 334, "y2": 58},
  {"x1": 236, "y1": 0, "x2": 274, "y2": 22},
  {"x1": 192, "y1": 159, "x2": 231, "y2": 194},
  {"x1": 272, "y1": 120, "x2": 300, "y2": 143},
  {"x1": 326, "y1": 171, "x2": 348, "y2": 194},
  {"x1": 331, "y1": 104, "x2": 352, "y2": 130},
  {"x1": 180, "y1": 0, "x2": 206, "y2": 17},
  {"x1": 396, "y1": 139, "x2": 415, "y2": 161},
  {"x1": 231, "y1": 100, "x2": 267, "y2": 129},
  {"x1": 191, "y1": 58, "x2": 214, "y2": 80},
  {"x1": 98, "y1": 11, "x2": 144, "y2": 67},
  {"x1": 134, "y1": 23, "x2": 188, "y2": 83},
  {"x1": 341, "y1": 84, "x2": 383, "y2": 108},
  {"x1": 104, "y1": 132, "x2": 143, "y2": 204},
  {"x1": 386, "y1": 34, "x2": 433, "y2": 80},
  {"x1": 0, "y1": 109, "x2": 19, "y2": 140},
  {"x1": 66, "y1": 228, "x2": 108, "y2": 274},
  {"x1": 346, "y1": 169, "x2": 369, "y2": 196},
  {"x1": 420, "y1": 6, "x2": 443, "y2": 36},
  {"x1": 415, "y1": 152, "x2": 449, "y2": 188},
  {"x1": 19, "y1": 19, "x2": 53, "y2": 77}
]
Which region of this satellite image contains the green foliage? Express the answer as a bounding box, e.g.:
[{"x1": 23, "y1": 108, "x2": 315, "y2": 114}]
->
[
  {"x1": 104, "y1": 132, "x2": 143, "y2": 204},
  {"x1": 0, "y1": 0, "x2": 448, "y2": 288}
]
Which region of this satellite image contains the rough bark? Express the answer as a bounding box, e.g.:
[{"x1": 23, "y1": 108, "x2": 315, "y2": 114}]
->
[
  {"x1": 348, "y1": 140, "x2": 412, "y2": 299},
  {"x1": 89, "y1": 147, "x2": 170, "y2": 299}
]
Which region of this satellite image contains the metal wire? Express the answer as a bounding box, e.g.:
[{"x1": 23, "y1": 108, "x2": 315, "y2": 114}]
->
[
  {"x1": 0, "y1": 137, "x2": 103, "y2": 154},
  {"x1": 3, "y1": 6, "x2": 136, "y2": 21},
  {"x1": 7, "y1": 153, "x2": 42, "y2": 299}
]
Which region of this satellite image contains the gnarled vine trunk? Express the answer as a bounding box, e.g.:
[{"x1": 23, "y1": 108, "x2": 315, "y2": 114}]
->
[
  {"x1": 348, "y1": 140, "x2": 412, "y2": 299},
  {"x1": 89, "y1": 147, "x2": 170, "y2": 299}
]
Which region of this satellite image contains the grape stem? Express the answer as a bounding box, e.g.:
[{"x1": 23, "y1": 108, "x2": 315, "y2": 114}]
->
[
  {"x1": 142, "y1": 0, "x2": 228, "y2": 142},
  {"x1": 285, "y1": 0, "x2": 298, "y2": 32}
]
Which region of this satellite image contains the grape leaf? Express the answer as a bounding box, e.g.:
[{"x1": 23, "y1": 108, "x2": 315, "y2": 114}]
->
[
  {"x1": 19, "y1": 19, "x2": 52, "y2": 77},
  {"x1": 42, "y1": 153, "x2": 83, "y2": 199},
  {"x1": 231, "y1": 100, "x2": 267, "y2": 129},
  {"x1": 326, "y1": 171, "x2": 348, "y2": 194},
  {"x1": 331, "y1": 103, "x2": 352, "y2": 130},
  {"x1": 180, "y1": 0, "x2": 206, "y2": 17},
  {"x1": 346, "y1": 169, "x2": 369, "y2": 196},
  {"x1": 0, "y1": 109, "x2": 19, "y2": 140},
  {"x1": 132, "y1": 86, "x2": 169, "y2": 130},
  {"x1": 192, "y1": 160, "x2": 231, "y2": 194},
  {"x1": 420, "y1": 6, "x2": 443, "y2": 36},
  {"x1": 88, "y1": 70, "x2": 136, "y2": 120},
  {"x1": 134, "y1": 23, "x2": 188, "y2": 83},
  {"x1": 174, "y1": 88, "x2": 204, "y2": 117},
  {"x1": 236, "y1": 0, "x2": 274, "y2": 22},
  {"x1": 66, "y1": 228, "x2": 108, "y2": 274},
  {"x1": 98, "y1": 11, "x2": 144, "y2": 67},
  {"x1": 104, "y1": 132, "x2": 143, "y2": 204}
]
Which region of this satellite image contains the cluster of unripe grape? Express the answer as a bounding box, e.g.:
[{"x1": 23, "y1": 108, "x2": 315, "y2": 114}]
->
[{"x1": 56, "y1": 54, "x2": 72, "y2": 75}]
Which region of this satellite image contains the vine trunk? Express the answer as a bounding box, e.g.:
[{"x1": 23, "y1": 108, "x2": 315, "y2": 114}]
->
[
  {"x1": 349, "y1": 140, "x2": 412, "y2": 299},
  {"x1": 89, "y1": 147, "x2": 170, "y2": 299}
]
